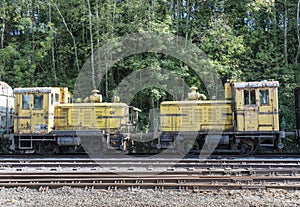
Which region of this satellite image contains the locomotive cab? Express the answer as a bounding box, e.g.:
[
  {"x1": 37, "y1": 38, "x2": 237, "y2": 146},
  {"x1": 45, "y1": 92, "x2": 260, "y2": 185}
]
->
[
  {"x1": 232, "y1": 80, "x2": 282, "y2": 151},
  {"x1": 232, "y1": 81, "x2": 279, "y2": 132},
  {"x1": 13, "y1": 87, "x2": 71, "y2": 151},
  {"x1": 14, "y1": 87, "x2": 71, "y2": 134}
]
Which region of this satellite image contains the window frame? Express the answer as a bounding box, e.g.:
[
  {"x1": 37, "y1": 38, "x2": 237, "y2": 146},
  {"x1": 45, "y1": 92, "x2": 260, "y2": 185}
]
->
[
  {"x1": 244, "y1": 89, "x2": 256, "y2": 106},
  {"x1": 55, "y1": 93, "x2": 59, "y2": 103},
  {"x1": 33, "y1": 94, "x2": 44, "y2": 110},
  {"x1": 22, "y1": 95, "x2": 31, "y2": 110},
  {"x1": 259, "y1": 89, "x2": 270, "y2": 105},
  {"x1": 51, "y1": 93, "x2": 54, "y2": 105}
]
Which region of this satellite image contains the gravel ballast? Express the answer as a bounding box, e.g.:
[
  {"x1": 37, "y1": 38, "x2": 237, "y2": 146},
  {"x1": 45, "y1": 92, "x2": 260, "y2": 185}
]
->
[{"x1": 0, "y1": 187, "x2": 299, "y2": 207}]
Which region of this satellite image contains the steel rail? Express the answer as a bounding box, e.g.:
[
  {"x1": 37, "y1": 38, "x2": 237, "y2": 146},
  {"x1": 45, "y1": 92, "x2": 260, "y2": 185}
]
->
[
  {"x1": 1, "y1": 157, "x2": 300, "y2": 162},
  {"x1": 0, "y1": 157, "x2": 300, "y2": 190},
  {"x1": 1, "y1": 159, "x2": 300, "y2": 170},
  {"x1": 0, "y1": 172, "x2": 299, "y2": 190}
]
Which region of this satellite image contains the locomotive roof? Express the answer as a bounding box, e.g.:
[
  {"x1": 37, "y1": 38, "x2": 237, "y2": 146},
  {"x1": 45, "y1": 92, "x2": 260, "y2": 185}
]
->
[
  {"x1": 0, "y1": 81, "x2": 13, "y2": 96},
  {"x1": 161, "y1": 100, "x2": 232, "y2": 105},
  {"x1": 55, "y1": 102, "x2": 129, "y2": 107},
  {"x1": 233, "y1": 81, "x2": 279, "y2": 88},
  {"x1": 14, "y1": 87, "x2": 53, "y2": 94}
]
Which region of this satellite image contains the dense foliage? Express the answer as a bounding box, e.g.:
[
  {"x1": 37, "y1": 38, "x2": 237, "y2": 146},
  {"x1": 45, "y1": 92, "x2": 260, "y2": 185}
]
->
[{"x1": 0, "y1": 0, "x2": 300, "y2": 130}]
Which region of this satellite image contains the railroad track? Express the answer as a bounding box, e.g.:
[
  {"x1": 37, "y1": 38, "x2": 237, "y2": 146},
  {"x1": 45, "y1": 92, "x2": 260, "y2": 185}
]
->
[
  {"x1": 1, "y1": 156, "x2": 300, "y2": 168},
  {"x1": 0, "y1": 156, "x2": 300, "y2": 190},
  {"x1": 0, "y1": 171, "x2": 300, "y2": 190}
]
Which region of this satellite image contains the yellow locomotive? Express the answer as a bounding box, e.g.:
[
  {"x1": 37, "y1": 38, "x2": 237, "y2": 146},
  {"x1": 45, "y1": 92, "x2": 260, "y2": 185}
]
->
[
  {"x1": 13, "y1": 87, "x2": 72, "y2": 153},
  {"x1": 11, "y1": 80, "x2": 284, "y2": 155},
  {"x1": 13, "y1": 87, "x2": 130, "y2": 153},
  {"x1": 159, "y1": 80, "x2": 282, "y2": 154}
]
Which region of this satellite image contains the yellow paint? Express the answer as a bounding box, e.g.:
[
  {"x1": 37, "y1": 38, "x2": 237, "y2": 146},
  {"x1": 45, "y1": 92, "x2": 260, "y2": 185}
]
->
[
  {"x1": 54, "y1": 103, "x2": 129, "y2": 132},
  {"x1": 160, "y1": 81, "x2": 280, "y2": 133},
  {"x1": 14, "y1": 87, "x2": 67, "y2": 133},
  {"x1": 160, "y1": 100, "x2": 233, "y2": 132},
  {"x1": 234, "y1": 83, "x2": 279, "y2": 131}
]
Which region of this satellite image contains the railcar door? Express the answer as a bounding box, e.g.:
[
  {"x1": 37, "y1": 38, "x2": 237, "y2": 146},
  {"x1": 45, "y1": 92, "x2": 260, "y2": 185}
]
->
[
  {"x1": 257, "y1": 88, "x2": 279, "y2": 131},
  {"x1": 242, "y1": 89, "x2": 258, "y2": 131},
  {"x1": 31, "y1": 93, "x2": 48, "y2": 133},
  {"x1": 235, "y1": 88, "x2": 258, "y2": 131},
  {"x1": 14, "y1": 93, "x2": 32, "y2": 133}
]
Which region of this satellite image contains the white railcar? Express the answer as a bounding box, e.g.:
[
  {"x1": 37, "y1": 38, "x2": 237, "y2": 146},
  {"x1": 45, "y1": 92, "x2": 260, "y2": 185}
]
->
[{"x1": 0, "y1": 81, "x2": 14, "y2": 134}]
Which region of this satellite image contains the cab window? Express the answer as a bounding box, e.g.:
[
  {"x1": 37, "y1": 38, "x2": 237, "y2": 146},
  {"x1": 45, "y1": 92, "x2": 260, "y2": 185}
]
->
[
  {"x1": 33, "y1": 95, "x2": 43, "y2": 109},
  {"x1": 51, "y1": 93, "x2": 54, "y2": 105},
  {"x1": 259, "y1": 90, "x2": 269, "y2": 105},
  {"x1": 22, "y1": 95, "x2": 30, "y2": 109},
  {"x1": 244, "y1": 90, "x2": 256, "y2": 105},
  {"x1": 55, "y1": 93, "x2": 59, "y2": 102}
]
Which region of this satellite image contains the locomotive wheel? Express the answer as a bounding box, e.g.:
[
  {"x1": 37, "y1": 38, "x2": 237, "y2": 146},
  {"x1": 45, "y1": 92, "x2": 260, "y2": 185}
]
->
[
  {"x1": 178, "y1": 140, "x2": 194, "y2": 155},
  {"x1": 34, "y1": 142, "x2": 58, "y2": 155},
  {"x1": 188, "y1": 141, "x2": 200, "y2": 154},
  {"x1": 238, "y1": 139, "x2": 258, "y2": 155},
  {"x1": 81, "y1": 136, "x2": 107, "y2": 157}
]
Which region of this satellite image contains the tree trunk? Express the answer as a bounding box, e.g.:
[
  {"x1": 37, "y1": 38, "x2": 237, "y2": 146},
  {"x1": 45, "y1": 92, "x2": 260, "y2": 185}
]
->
[
  {"x1": 185, "y1": 0, "x2": 189, "y2": 48},
  {"x1": 53, "y1": 1, "x2": 80, "y2": 71},
  {"x1": 176, "y1": 0, "x2": 180, "y2": 43},
  {"x1": 49, "y1": 0, "x2": 57, "y2": 84},
  {"x1": 0, "y1": 8, "x2": 5, "y2": 49},
  {"x1": 0, "y1": 8, "x2": 4, "y2": 80},
  {"x1": 284, "y1": 0, "x2": 288, "y2": 67},
  {"x1": 87, "y1": 0, "x2": 96, "y2": 89},
  {"x1": 95, "y1": 0, "x2": 100, "y2": 47}
]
